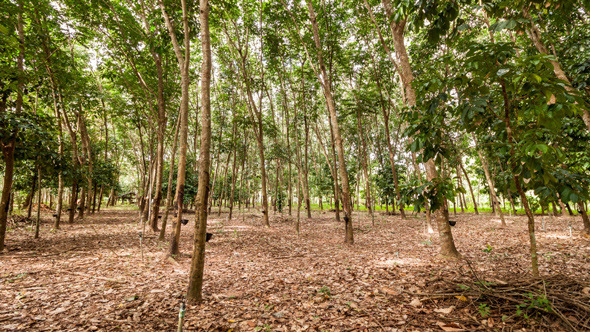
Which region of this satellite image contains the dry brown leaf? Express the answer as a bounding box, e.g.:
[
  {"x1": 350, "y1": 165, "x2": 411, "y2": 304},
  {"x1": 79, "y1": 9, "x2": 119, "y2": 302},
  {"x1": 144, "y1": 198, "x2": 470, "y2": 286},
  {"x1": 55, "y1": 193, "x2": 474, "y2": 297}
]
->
[
  {"x1": 434, "y1": 306, "x2": 454, "y2": 314},
  {"x1": 436, "y1": 321, "x2": 464, "y2": 331}
]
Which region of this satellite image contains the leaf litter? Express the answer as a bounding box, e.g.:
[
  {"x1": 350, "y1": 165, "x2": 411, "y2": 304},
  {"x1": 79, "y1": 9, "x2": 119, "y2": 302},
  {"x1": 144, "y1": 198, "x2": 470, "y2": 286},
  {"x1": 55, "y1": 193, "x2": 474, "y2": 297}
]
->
[{"x1": 1, "y1": 209, "x2": 589, "y2": 331}]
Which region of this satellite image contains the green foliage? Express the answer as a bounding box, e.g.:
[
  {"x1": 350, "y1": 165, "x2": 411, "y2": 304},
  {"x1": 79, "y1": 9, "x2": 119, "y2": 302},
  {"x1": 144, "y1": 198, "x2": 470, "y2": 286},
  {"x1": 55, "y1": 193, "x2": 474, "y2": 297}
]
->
[
  {"x1": 516, "y1": 293, "x2": 553, "y2": 319},
  {"x1": 478, "y1": 303, "x2": 490, "y2": 318}
]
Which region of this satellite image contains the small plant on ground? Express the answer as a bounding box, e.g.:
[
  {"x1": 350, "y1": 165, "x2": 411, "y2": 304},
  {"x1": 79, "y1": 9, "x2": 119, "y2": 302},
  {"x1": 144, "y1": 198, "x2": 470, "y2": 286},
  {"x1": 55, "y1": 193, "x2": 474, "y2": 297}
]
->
[
  {"x1": 516, "y1": 292, "x2": 553, "y2": 319},
  {"x1": 318, "y1": 286, "x2": 331, "y2": 297},
  {"x1": 478, "y1": 303, "x2": 490, "y2": 318}
]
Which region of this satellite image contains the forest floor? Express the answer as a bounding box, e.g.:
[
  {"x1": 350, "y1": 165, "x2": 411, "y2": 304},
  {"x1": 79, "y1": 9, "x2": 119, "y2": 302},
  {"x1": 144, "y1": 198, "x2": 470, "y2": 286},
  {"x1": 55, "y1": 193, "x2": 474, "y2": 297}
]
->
[{"x1": 1, "y1": 207, "x2": 590, "y2": 331}]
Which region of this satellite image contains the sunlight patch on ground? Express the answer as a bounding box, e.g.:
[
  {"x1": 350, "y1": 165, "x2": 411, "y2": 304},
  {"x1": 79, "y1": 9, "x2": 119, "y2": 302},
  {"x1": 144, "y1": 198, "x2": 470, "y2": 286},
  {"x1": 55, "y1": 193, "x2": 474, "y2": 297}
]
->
[
  {"x1": 222, "y1": 225, "x2": 254, "y2": 230},
  {"x1": 541, "y1": 233, "x2": 572, "y2": 240},
  {"x1": 490, "y1": 218, "x2": 514, "y2": 224},
  {"x1": 374, "y1": 257, "x2": 427, "y2": 268}
]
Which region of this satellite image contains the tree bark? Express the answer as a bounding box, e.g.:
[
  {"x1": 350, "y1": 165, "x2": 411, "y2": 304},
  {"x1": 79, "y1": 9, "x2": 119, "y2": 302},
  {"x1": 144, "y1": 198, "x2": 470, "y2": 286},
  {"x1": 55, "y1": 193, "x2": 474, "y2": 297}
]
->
[
  {"x1": 381, "y1": 0, "x2": 458, "y2": 257},
  {"x1": 187, "y1": 0, "x2": 212, "y2": 301},
  {"x1": 459, "y1": 160, "x2": 478, "y2": 214},
  {"x1": 26, "y1": 171, "x2": 38, "y2": 219},
  {"x1": 227, "y1": 132, "x2": 244, "y2": 221},
  {"x1": 160, "y1": 0, "x2": 191, "y2": 257},
  {"x1": 475, "y1": 146, "x2": 506, "y2": 226},
  {"x1": 34, "y1": 165, "x2": 42, "y2": 239},
  {"x1": 160, "y1": 110, "x2": 181, "y2": 241},
  {"x1": 305, "y1": 0, "x2": 353, "y2": 243},
  {"x1": 578, "y1": 202, "x2": 590, "y2": 236},
  {"x1": 355, "y1": 93, "x2": 374, "y2": 224},
  {"x1": 500, "y1": 76, "x2": 539, "y2": 277},
  {"x1": 0, "y1": 140, "x2": 15, "y2": 251}
]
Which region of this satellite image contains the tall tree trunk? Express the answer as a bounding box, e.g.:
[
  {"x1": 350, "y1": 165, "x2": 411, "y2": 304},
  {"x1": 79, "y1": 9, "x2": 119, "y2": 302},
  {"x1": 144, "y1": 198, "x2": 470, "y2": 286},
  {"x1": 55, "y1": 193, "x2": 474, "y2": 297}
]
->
[
  {"x1": 306, "y1": 0, "x2": 353, "y2": 243},
  {"x1": 0, "y1": 140, "x2": 15, "y2": 251},
  {"x1": 160, "y1": 110, "x2": 181, "y2": 241},
  {"x1": 459, "y1": 159, "x2": 478, "y2": 214},
  {"x1": 68, "y1": 183, "x2": 78, "y2": 224},
  {"x1": 354, "y1": 87, "x2": 375, "y2": 225},
  {"x1": 148, "y1": 46, "x2": 168, "y2": 233},
  {"x1": 475, "y1": 144, "x2": 506, "y2": 227},
  {"x1": 187, "y1": 0, "x2": 212, "y2": 301},
  {"x1": 293, "y1": 90, "x2": 305, "y2": 236},
  {"x1": 313, "y1": 121, "x2": 341, "y2": 222},
  {"x1": 78, "y1": 187, "x2": 86, "y2": 219},
  {"x1": 26, "y1": 171, "x2": 38, "y2": 219},
  {"x1": 382, "y1": 0, "x2": 458, "y2": 257},
  {"x1": 160, "y1": 0, "x2": 191, "y2": 257},
  {"x1": 578, "y1": 202, "x2": 590, "y2": 236},
  {"x1": 1, "y1": 5, "x2": 23, "y2": 251},
  {"x1": 91, "y1": 182, "x2": 98, "y2": 213},
  {"x1": 328, "y1": 122, "x2": 342, "y2": 223},
  {"x1": 456, "y1": 166, "x2": 465, "y2": 213},
  {"x1": 34, "y1": 164, "x2": 42, "y2": 239},
  {"x1": 499, "y1": 76, "x2": 539, "y2": 276},
  {"x1": 227, "y1": 136, "x2": 243, "y2": 221},
  {"x1": 217, "y1": 144, "x2": 234, "y2": 216},
  {"x1": 303, "y1": 113, "x2": 311, "y2": 219},
  {"x1": 97, "y1": 186, "x2": 104, "y2": 213},
  {"x1": 78, "y1": 110, "x2": 94, "y2": 219}
]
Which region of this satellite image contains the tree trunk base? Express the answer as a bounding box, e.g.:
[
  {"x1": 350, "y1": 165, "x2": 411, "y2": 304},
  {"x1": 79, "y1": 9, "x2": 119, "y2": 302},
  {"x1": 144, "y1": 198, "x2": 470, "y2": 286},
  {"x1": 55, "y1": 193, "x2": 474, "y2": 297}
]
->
[{"x1": 437, "y1": 252, "x2": 462, "y2": 261}]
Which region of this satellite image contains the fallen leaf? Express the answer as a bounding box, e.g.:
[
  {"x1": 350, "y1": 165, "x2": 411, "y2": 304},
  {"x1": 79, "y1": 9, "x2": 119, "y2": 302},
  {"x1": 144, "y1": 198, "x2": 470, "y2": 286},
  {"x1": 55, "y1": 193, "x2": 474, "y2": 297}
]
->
[
  {"x1": 434, "y1": 306, "x2": 455, "y2": 314},
  {"x1": 379, "y1": 287, "x2": 398, "y2": 295},
  {"x1": 436, "y1": 321, "x2": 464, "y2": 331},
  {"x1": 409, "y1": 298, "x2": 422, "y2": 307},
  {"x1": 48, "y1": 307, "x2": 67, "y2": 315}
]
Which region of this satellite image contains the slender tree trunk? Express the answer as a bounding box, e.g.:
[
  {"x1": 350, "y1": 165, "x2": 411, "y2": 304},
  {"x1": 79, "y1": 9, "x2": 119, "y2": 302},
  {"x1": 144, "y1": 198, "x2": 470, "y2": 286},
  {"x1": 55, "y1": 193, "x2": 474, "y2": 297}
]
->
[
  {"x1": 475, "y1": 146, "x2": 506, "y2": 226},
  {"x1": 578, "y1": 202, "x2": 590, "y2": 236},
  {"x1": 26, "y1": 172, "x2": 38, "y2": 219},
  {"x1": 293, "y1": 91, "x2": 305, "y2": 236},
  {"x1": 148, "y1": 50, "x2": 168, "y2": 233},
  {"x1": 283, "y1": 89, "x2": 293, "y2": 216},
  {"x1": 1, "y1": 6, "x2": 23, "y2": 250},
  {"x1": 381, "y1": 0, "x2": 458, "y2": 256},
  {"x1": 500, "y1": 76, "x2": 539, "y2": 276},
  {"x1": 456, "y1": 166, "x2": 465, "y2": 213},
  {"x1": 355, "y1": 95, "x2": 374, "y2": 225},
  {"x1": 313, "y1": 121, "x2": 340, "y2": 222},
  {"x1": 303, "y1": 114, "x2": 311, "y2": 219},
  {"x1": 0, "y1": 139, "x2": 15, "y2": 251},
  {"x1": 78, "y1": 187, "x2": 86, "y2": 219},
  {"x1": 160, "y1": 110, "x2": 181, "y2": 241},
  {"x1": 97, "y1": 186, "x2": 104, "y2": 212},
  {"x1": 78, "y1": 111, "x2": 94, "y2": 219},
  {"x1": 68, "y1": 183, "x2": 78, "y2": 223},
  {"x1": 305, "y1": 0, "x2": 353, "y2": 243},
  {"x1": 160, "y1": 0, "x2": 191, "y2": 257},
  {"x1": 459, "y1": 160, "x2": 478, "y2": 214},
  {"x1": 91, "y1": 183, "x2": 98, "y2": 213},
  {"x1": 54, "y1": 110, "x2": 64, "y2": 228},
  {"x1": 217, "y1": 145, "x2": 234, "y2": 216},
  {"x1": 227, "y1": 139, "x2": 242, "y2": 221},
  {"x1": 34, "y1": 165, "x2": 42, "y2": 239},
  {"x1": 187, "y1": 0, "x2": 212, "y2": 300}
]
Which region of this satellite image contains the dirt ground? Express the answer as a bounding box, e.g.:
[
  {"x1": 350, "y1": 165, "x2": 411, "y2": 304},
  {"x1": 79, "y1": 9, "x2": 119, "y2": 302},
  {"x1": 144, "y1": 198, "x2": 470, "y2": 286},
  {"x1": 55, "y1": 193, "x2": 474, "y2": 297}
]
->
[{"x1": 1, "y1": 208, "x2": 589, "y2": 331}]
